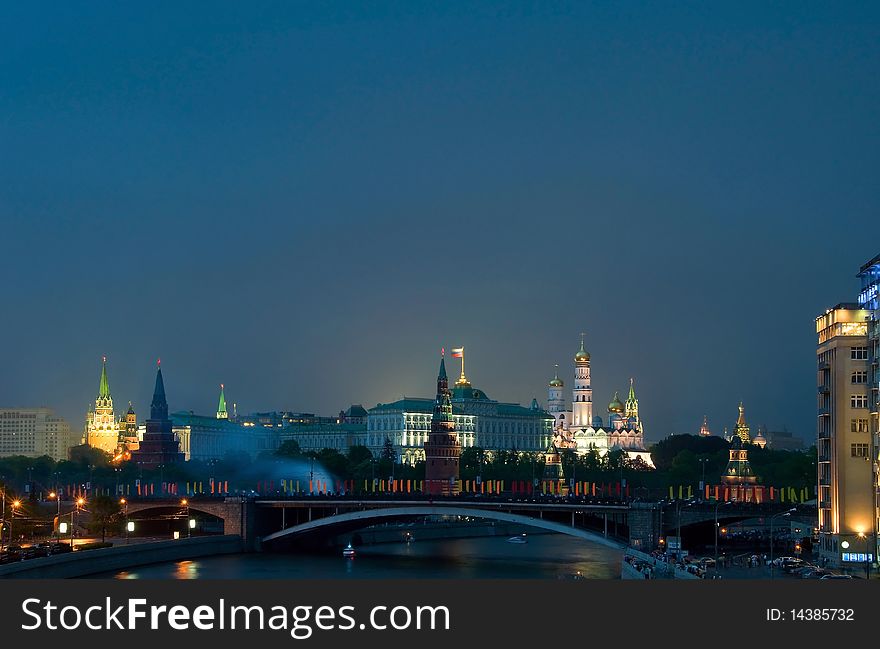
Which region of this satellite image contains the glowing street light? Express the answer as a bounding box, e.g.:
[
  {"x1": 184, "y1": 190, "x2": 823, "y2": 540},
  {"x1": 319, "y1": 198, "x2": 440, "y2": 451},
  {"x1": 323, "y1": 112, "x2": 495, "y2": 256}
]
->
[{"x1": 181, "y1": 498, "x2": 191, "y2": 537}]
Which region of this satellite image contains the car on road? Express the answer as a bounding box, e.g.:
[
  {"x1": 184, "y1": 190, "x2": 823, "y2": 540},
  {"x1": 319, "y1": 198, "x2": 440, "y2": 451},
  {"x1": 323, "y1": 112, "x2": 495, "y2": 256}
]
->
[{"x1": 820, "y1": 574, "x2": 854, "y2": 579}]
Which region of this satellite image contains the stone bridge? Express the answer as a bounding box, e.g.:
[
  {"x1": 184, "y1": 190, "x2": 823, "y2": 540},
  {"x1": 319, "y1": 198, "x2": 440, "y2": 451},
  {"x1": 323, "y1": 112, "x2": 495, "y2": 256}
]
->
[{"x1": 121, "y1": 497, "x2": 815, "y2": 552}]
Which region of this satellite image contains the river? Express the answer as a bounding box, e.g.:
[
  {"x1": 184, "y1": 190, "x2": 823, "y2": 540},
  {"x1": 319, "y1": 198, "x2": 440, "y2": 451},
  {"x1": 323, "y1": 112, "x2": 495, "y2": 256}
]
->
[{"x1": 102, "y1": 534, "x2": 622, "y2": 579}]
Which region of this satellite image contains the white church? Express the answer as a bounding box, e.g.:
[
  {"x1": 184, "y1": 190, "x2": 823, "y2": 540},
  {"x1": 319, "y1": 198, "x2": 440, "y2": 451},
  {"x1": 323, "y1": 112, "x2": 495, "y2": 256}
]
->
[{"x1": 547, "y1": 335, "x2": 654, "y2": 468}]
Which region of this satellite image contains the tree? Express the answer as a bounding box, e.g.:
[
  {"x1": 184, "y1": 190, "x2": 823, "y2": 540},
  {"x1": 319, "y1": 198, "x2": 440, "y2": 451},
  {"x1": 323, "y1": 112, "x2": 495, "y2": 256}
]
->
[
  {"x1": 380, "y1": 437, "x2": 395, "y2": 461},
  {"x1": 87, "y1": 495, "x2": 121, "y2": 543},
  {"x1": 276, "y1": 440, "x2": 303, "y2": 458}
]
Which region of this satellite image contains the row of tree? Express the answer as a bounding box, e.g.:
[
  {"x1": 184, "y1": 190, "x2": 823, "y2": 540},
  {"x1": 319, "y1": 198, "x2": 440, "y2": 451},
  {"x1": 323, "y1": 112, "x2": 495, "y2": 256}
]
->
[{"x1": 0, "y1": 434, "x2": 816, "y2": 499}]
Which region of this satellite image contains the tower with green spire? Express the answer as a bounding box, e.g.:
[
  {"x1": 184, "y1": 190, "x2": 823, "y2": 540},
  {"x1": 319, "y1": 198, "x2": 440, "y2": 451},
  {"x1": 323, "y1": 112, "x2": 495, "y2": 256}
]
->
[
  {"x1": 86, "y1": 356, "x2": 120, "y2": 455},
  {"x1": 624, "y1": 378, "x2": 639, "y2": 420},
  {"x1": 217, "y1": 383, "x2": 228, "y2": 419}
]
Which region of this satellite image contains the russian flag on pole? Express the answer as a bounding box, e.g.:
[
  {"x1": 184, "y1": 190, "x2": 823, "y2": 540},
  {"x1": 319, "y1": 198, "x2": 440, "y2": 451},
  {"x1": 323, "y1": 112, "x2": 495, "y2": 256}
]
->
[{"x1": 451, "y1": 348, "x2": 464, "y2": 358}]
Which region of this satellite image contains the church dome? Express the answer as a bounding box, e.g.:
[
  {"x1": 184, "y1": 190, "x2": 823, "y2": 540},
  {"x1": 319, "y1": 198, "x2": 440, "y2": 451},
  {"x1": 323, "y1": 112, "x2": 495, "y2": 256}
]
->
[
  {"x1": 549, "y1": 376, "x2": 564, "y2": 388},
  {"x1": 574, "y1": 336, "x2": 590, "y2": 362},
  {"x1": 608, "y1": 392, "x2": 624, "y2": 413}
]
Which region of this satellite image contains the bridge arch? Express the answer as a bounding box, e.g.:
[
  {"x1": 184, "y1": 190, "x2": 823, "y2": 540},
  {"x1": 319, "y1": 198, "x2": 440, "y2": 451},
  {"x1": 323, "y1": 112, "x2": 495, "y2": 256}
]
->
[{"x1": 261, "y1": 506, "x2": 625, "y2": 550}]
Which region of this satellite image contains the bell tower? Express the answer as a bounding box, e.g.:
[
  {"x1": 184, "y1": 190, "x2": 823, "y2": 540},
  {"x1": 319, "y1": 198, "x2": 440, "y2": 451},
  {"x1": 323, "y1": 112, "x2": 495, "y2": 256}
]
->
[{"x1": 571, "y1": 333, "x2": 593, "y2": 428}]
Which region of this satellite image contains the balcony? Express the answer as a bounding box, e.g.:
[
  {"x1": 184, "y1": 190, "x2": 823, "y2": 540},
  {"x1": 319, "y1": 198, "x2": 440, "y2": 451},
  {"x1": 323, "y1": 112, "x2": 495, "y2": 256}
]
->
[
  {"x1": 818, "y1": 385, "x2": 830, "y2": 394},
  {"x1": 818, "y1": 407, "x2": 831, "y2": 417},
  {"x1": 819, "y1": 501, "x2": 831, "y2": 509},
  {"x1": 818, "y1": 361, "x2": 831, "y2": 370}
]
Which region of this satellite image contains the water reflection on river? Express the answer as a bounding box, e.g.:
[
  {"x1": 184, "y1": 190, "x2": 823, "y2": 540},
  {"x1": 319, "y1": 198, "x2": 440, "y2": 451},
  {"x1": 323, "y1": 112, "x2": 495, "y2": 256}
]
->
[{"x1": 107, "y1": 534, "x2": 622, "y2": 579}]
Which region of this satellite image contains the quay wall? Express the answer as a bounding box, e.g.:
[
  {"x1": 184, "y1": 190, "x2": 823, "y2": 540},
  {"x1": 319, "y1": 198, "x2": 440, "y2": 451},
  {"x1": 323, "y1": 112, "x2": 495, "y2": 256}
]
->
[{"x1": 0, "y1": 535, "x2": 242, "y2": 579}]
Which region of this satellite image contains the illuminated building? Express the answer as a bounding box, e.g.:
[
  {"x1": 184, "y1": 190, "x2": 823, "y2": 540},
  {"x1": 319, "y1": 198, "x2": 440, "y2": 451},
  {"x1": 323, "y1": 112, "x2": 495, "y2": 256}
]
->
[
  {"x1": 369, "y1": 349, "x2": 551, "y2": 464},
  {"x1": 731, "y1": 403, "x2": 751, "y2": 443},
  {"x1": 752, "y1": 427, "x2": 767, "y2": 449},
  {"x1": 857, "y1": 253, "x2": 880, "y2": 554},
  {"x1": 85, "y1": 356, "x2": 122, "y2": 454},
  {"x1": 547, "y1": 336, "x2": 653, "y2": 467},
  {"x1": 816, "y1": 301, "x2": 872, "y2": 567},
  {"x1": 130, "y1": 361, "x2": 184, "y2": 469},
  {"x1": 0, "y1": 408, "x2": 74, "y2": 461},
  {"x1": 172, "y1": 411, "x2": 275, "y2": 461},
  {"x1": 120, "y1": 402, "x2": 139, "y2": 452},
  {"x1": 721, "y1": 436, "x2": 757, "y2": 487},
  {"x1": 542, "y1": 444, "x2": 568, "y2": 493},
  {"x1": 424, "y1": 351, "x2": 461, "y2": 495},
  {"x1": 699, "y1": 415, "x2": 712, "y2": 437}
]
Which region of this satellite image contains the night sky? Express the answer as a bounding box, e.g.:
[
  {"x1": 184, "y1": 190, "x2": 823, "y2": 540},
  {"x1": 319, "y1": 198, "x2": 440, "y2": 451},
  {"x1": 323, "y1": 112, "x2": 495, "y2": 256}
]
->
[{"x1": 2, "y1": 2, "x2": 878, "y2": 444}]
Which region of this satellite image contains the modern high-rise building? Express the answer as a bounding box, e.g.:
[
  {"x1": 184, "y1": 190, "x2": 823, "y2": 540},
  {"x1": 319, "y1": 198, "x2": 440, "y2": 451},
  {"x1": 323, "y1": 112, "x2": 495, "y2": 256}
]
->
[
  {"x1": 816, "y1": 301, "x2": 873, "y2": 567},
  {"x1": 857, "y1": 253, "x2": 880, "y2": 561},
  {"x1": 0, "y1": 408, "x2": 74, "y2": 461}
]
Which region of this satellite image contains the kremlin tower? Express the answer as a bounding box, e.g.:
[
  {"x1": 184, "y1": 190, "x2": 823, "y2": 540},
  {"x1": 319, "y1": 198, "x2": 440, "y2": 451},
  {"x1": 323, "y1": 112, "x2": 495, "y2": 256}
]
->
[
  {"x1": 86, "y1": 356, "x2": 120, "y2": 454},
  {"x1": 217, "y1": 383, "x2": 228, "y2": 419},
  {"x1": 424, "y1": 351, "x2": 461, "y2": 495},
  {"x1": 130, "y1": 361, "x2": 184, "y2": 469}
]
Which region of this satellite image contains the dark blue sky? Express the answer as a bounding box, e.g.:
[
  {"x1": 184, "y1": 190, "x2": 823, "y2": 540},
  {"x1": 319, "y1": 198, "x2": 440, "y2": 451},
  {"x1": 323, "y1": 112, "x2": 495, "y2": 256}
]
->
[{"x1": 2, "y1": 2, "x2": 878, "y2": 443}]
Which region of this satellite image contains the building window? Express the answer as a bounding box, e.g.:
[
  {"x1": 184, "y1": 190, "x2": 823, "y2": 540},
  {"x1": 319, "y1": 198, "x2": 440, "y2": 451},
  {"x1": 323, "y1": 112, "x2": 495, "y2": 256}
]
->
[
  {"x1": 852, "y1": 394, "x2": 869, "y2": 409},
  {"x1": 852, "y1": 370, "x2": 868, "y2": 384},
  {"x1": 851, "y1": 443, "x2": 870, "y2": 458},
  {"x1": 852, "y1": 347, "x2": 869, "y2": 360},
  {"x1": 851, "y1": 418, "x2": 870, "y2": 433}
]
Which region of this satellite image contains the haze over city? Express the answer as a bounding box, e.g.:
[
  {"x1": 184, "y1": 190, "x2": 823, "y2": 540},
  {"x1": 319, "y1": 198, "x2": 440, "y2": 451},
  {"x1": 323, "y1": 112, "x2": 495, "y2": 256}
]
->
[{"x1": 2, "y1": 2, "x2": 879, "y2": 442}]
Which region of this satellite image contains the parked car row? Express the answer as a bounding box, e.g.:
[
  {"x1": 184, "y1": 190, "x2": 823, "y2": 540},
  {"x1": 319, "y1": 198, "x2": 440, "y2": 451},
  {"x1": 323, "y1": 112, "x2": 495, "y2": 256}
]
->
[{"x1": 0, "y1": 542, "x2": 73, "y2": 564}]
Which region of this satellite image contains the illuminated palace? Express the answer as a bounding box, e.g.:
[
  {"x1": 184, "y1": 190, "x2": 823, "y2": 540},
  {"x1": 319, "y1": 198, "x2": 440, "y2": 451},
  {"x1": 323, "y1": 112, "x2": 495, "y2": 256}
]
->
[
  {"x1": 85, "y1": 356, "x2": 138, "y2": 456},
  {"x1": 546, "y1": 336, "x2": 654, "y2": 467},
  {"x1": 368, "y1": 348, "x2": 554, "y2": 464}
]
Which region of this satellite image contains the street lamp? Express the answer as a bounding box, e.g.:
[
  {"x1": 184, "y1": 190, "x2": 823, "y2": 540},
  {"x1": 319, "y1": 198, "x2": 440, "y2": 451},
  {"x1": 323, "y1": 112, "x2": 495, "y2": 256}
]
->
[
  {"x1": 698, "y1": 458, "x2": 709, "y2": 499},
  {"x1": 72, "y1": 497, "x2": 85, "y2": 549},
  {"x1": 769, "y1": 507, "x2": 797, "y2": 578},
  {"x1": 9, "y1": 500, "x2": 20, "y2": 547},
  {"x1": 48, "y1": 491, "x2": 61, "y2": 540},
  {"x1": 181, "y1": 498, "x2": 190, "y2": 537},
  {"x1": 120, "y1": 498, "x2": 128, "y2": 544},
  {"x1": 858, "y1": 532, "x2": 871, "y2": 579},
  {"x1": 675, "y1": 499, "x2": 694, "y2": 561},
  {"x1": 715, "y1": 500, "x2": 733, "y2": 565}
]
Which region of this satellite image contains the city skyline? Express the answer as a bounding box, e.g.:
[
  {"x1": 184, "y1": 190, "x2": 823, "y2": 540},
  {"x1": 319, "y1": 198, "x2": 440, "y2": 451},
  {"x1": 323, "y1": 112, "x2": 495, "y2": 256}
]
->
[{"x1": 3, "y1": 3, "x2": 880, "y2": 443}]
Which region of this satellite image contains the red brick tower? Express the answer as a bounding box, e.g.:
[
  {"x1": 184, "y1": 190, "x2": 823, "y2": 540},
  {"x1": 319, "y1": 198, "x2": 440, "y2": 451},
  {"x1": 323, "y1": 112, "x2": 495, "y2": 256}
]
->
[{"x1": 424, "y1": 350, "x2": 461, "y2": 495}]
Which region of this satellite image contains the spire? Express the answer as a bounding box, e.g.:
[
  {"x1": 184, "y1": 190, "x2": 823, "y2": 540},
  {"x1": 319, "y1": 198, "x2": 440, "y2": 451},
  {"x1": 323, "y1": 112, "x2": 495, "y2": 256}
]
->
[
  {"x1": 98, "y1": 356, "x2": 111, "y2": 399},
  {"x1": 217, "y1": 383, "x2": 228, "y2": 419},
  {"x1": 734, "y1": 402, "x2": 750, "y2": 443},
  {"x1": 150, "y1": 361, "x2": 168, "y2": 421},
  {"x1": 624, "y1": 378, "x2": 639, "y2": 420},
  {"x1": 438, "y1": 349, "x2": 447, "y2": 382}
]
